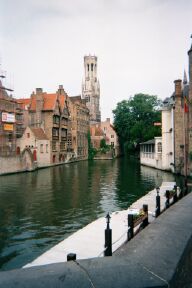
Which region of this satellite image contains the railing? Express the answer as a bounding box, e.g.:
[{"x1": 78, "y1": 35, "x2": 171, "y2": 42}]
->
[{"x1": 66, "y1": 181, "x2": 189, "y2": 262}]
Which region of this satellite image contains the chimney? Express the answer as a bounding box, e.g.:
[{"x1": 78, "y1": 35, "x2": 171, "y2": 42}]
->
[
  {"x1": 174, "y1": 80, "x2": 182, "y2": 96},
  {"x1": 36, "y1": 88, "x2": 43, "y2": 94},
  {"x1": 58, "y1": 85, "x2": 65, "y2": 95}
]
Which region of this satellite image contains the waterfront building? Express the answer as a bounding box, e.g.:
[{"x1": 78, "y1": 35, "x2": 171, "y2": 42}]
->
[
  {"x1": 0, "y1": 74, "x2": 24, "y2": 156},
  {"x1": 17, "y1": 126, "x2": 50, "y2": 167},
  {"x1": 82, "y1": 55, "x2": 101, "y2": 124},
  {"x1": 68, "y1": 96, "x2": 89, "y2": 159},
  {"x1": 90, "y1": 124, "x2": 105, "y2": 149},
  {"x1": 99, "y1": 118, "x2": 120, "y2": 156},
  {"x1": 140, "y1": 79, "x2": 185, "y2": 173},
  {"x1": 140, "y1": 39, "x2": 192, "y2": 175},
  {"x1": 90, "y1": 118, "x2": 120, "y2": 157},
  {"x1": 17, "y1": 85, "x2": 73, "y2": 164}
]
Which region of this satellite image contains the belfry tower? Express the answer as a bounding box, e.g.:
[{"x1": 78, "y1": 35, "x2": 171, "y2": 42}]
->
[{"x1": 82, "y1": 55, "x2": 101, "y2": 123}]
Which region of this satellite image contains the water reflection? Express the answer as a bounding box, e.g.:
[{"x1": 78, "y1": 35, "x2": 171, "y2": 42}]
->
[{"x1": 0, "y1": 157, "x2": 176, "y2": 270}]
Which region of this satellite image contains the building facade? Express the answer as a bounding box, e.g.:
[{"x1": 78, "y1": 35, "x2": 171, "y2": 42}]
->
[
  {"x1": 17, "y1": 85, "x2": 72, "y2": 164},
  {"x1": 69, "y1": 96, "x2": 89, "y2": 159},
  {"x1": 90, "y1": 118, "x2": 120, "y2": 157},
  {"x1": 18, "y1": 127, "x2": 51, "y2": 167},
  {"x1": 0, "y1": 76, "x2": 24, "y2": 156},
  {"x1": 82, "y1": 55, "x2": 101, "y2": 124}
]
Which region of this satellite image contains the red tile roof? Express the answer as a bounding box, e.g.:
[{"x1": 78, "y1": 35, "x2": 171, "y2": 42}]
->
[
  {"x1": 17, "y1": 89, "x2": 67, "y2": 112},
  {"x1": 31, "y1": 128, "x2": 48, "y2": 140},
  {"x1": 16, "y1": 98, "x2": 31, "y2": 109},
  {"x1": 90, "y1": 125, "x2": 104, "y2": 137}
]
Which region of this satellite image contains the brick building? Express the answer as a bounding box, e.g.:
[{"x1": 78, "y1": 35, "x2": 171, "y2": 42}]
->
[
  {"x1": 0, "y1": 77, "x2": 24, "y2": 156},
  {"x1": 69, "y1": 96, "x2": 89, "y2": 158},
  {"x1": 17, "y1": 85, "x2": 72, "y2": 164}
]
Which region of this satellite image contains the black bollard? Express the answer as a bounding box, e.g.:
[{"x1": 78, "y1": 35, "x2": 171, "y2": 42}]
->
[
  {"x1": 104, "y1": 213, "x2": 112, "y2": 256},
  {"x1": 173, "y1": 185, "x2": 178, "y2": 203},
  {"x1": 127, "y1": 214, "x2": 134, "y2": 241},
  {"x1": 67, "y1": 253, "x2": 76, "y2": 261},
  {"x1": 142, "y1": 204, "x2": 148, "y2": 228},
  {"x1": 184, "y1": 178, "x2": 188, "y2": 195},
  {"x1": 165, "y1": 190, "x2": 170, "y2": 209},
  {"x1": 156, "y1": 187, "x2": 161, "y2": 217}
]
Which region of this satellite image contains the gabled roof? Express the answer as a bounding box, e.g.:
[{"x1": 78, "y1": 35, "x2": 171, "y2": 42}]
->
[
  {"x1": 17, "y1": 98, "x2": 31, "y2": 109},
  {"x1": 30, "y1": 128, "x2": 48, "y2": 140},
  {"x1": 16, "y1": 88, "x2": 69, "y2": 112},
  {"x1": 43, "y1": 94, "x2": 57, "y2": 111},
  {"x1": 90, "y1": 125, "x2": 105, "y2": 137}
]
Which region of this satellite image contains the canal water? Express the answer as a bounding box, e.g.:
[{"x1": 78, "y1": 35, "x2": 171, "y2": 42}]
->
[{"x1": 0, "y1": 157, "x2": 176, "y2": 271}]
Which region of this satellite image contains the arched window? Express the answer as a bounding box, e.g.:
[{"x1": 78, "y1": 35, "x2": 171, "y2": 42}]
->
[
  {"x1": 157, "y1": 142, "x2": 162, "y2": 153},
  {"x1": 91, "y1": 63, "x2": 94, "y2": 71}
]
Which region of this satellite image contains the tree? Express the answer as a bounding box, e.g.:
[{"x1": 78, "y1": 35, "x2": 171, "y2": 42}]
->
[
  {"x1": 87, "y1": 131, "x2": 97, "y2": 160},
  {"x1": 100, "y1": 138, "x2": 107, "y2": 149},
  {"x1": 113, "y1": 93, "x2": 162, "y2": 153}
]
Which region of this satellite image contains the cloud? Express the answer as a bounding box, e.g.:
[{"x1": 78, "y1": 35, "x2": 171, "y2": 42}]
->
[{"x1": 1, "y1": 0, "x2": 192, "y2": 120}]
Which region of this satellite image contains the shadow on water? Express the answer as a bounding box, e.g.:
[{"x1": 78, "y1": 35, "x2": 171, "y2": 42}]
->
[{"x1": 0, "y1": 157, "x2": 177, "y2": 270}]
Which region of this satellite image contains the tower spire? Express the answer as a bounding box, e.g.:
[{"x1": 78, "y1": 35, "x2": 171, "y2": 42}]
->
[
  {"x1": 188, "y1": 34, "x2": 192, "y2": 54},
  {"x1": 183, "y1": 70, "x2": 188, "y2": 85}
]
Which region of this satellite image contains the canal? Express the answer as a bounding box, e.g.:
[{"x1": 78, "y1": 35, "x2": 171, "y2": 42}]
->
[{"x1": 0, "y1": 157, "x2": 176, "y2": 271}]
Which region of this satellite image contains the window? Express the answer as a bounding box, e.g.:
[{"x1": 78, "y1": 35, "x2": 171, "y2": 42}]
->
[
  {"x1": 111, "y1": 142, "x2": 114, "y2": 147},
  {"x1": 60, "y1": 142, "x2": 67, "y2": 151},
  {"x1": 111, "y1": 135, "x2": 114, "y2": 138},
  {"x1": 46, "y1": 144, "x2": 49, "y2": 153},
  {"x1": 40, "y1": 144, "x2": 43, "y2": 153},
  {"x1": 27, "y1": 133, "x2": 30, "y2": 138},
  {"x1": 52, "y1": 142, "x2": 56, "y2": 151},
  {"x1": 52, "y1": 128, "x2": 59, "y2": 140},
  {"x1": 62, "y1": 117, "x2": 68, "y2": 126},
  {"x1": 87, "y1": 64, "x2": 89, "y2": 71},
  {"x1": 91, "y1": 63, "x2": 94, "y2": 71},
  {"x1": 85, "y1": 96, "x2": 90, "y2": 102},
  {"x1": 61, "y1": 128, "x2": 67, "y2": 140},
  {"x1": 53, "y1": 115, "x2": 60, "y2": 125},
  {"x1": 157, "y1": 142, "x2": 162, "y2": 153}
]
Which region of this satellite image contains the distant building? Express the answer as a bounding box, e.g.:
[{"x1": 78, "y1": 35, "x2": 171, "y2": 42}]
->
[
  {"x1": 99, "y1": 118, "x2": 120, "y2": 156},
  {"x1": 90, "y1": 124, "x2": 105, "y2": 149},
  {"x1": 82, "y1": 55, "x2": 101, "y2": 124},
  {"x1": 90, "y1": 118, "x2": 120, "y2": 157},
  {"x1": 68, "y1": 95, "x2": 89, "y2": 159}
]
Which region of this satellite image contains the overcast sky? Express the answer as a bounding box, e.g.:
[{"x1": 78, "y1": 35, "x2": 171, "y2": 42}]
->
[{"x1": 1, "y1": 0, "x2": 192, "y2": 121}]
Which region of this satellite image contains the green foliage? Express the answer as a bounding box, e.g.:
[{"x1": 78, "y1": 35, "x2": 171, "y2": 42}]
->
[
  {"x1": 87, "y1": 131, "x2": 97, "y2": 160},
  {"x1": 189, "y1": 151, "x2": 192, "y2": 161},
  {"x1": 113, "y1": 93, "x2": 162, "y2": 153},
  {"x1": 100, "y1": 138, "x2": 107, "y2": 149}
]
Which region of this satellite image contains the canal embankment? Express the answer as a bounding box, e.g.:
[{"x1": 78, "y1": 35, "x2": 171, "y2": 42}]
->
[
  {"x1": 23, "y1": 182, "x2": 176, "y2": 268},
  {"x1": 0, "y1": 191, "x2": 191, "y2": 287},
  {"x1": 0, "y1": 158, "x2": 176, "y2": 271}
]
